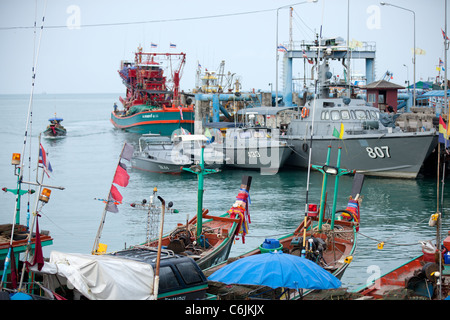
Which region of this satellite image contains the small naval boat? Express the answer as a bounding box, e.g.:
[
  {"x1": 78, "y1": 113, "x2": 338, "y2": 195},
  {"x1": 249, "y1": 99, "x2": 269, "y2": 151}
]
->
[
  {"x1": 132, "y1": 132, "x2": 226, "y2": 174},
  {"x1": 208, "y1": 108, "x2": 293, "y2": 175},
  {"x1": 43, "y1": 116, "x2": 66, "y2": 137},
  {"x1": 282, "y1": 54, "x2": 437, "y2": 179}
]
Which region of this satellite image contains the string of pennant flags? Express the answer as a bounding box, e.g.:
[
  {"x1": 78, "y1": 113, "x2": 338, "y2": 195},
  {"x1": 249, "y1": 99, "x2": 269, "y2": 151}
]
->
[{"x1": 149, "y1": 43, "x2": 177, "y2": 49}]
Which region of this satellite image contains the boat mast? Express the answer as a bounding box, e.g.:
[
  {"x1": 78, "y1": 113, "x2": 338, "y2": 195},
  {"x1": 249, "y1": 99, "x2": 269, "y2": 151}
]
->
[
  {"x1": 18, "y1": 134, "x2": 65, "y2": 290},
  {"x1": 92, "y1": 142, "x2": 131, "y2": 254},
  {"x1": 182, "y1": 146, "x2": 218, "y2": 239},
  {"x1": 301, "y1": 35, "x2": 320, "y2": 256},
  {"x1": 153, "y1": 196, "x2": 166, "y2": 299}
]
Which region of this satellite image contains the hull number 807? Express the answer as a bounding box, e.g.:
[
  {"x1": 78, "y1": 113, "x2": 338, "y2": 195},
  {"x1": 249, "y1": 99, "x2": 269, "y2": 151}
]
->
[{"x1": 366, "y1": 146, "x2": 391, "y2": 159}]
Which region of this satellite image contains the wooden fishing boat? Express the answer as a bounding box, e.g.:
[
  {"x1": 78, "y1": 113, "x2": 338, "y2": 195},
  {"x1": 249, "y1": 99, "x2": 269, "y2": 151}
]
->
[
  {"x1": 0, "y1": 223, "x2": 53, "y2": 290},
  {"x1": 205, "y1": 146, "x2": 364, "y2": 300},
  {"x1": 43, "y1": 116, "x2": 66, "y2": 137},
  {"x1": 137, "y1": 174, "x2": 252, "y2": 270},
  {"x1": 356, "y1": 232, "x2": 450, "y2": 300}
]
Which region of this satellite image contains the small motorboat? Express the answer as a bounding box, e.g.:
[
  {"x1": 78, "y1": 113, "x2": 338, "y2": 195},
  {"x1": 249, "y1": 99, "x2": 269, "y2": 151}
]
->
[{"x1": 43, "y1": 116, "x2": 66, "y2": 137}]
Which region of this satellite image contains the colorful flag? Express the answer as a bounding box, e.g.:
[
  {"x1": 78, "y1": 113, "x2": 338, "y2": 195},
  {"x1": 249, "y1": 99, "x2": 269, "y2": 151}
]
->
[
  {"x1": 9, "y1": 245, "x2": 17, "y2": 288},
  {"x1": 39, "y1": 143, "x2": 53, "y2": 177},
  {"x1": 442, "y1": 28, "x2": 449, "y2": 41},
  {"x1": 170, "y1": 43, "x2": 176, "y2": 48},
  {"x1": 151, "y1": 43, "x2": 157, "y2": 48},
  {"x1": 412, "y1": 48, "x2": 426, "y2": 55},
  {"x1": 277, "y1": 45, "x2": 287, "y2": 52},
  {"x1": 333, "y1": 123, "x2": 345, "y2": 139},
  {"x1": 25, "y1": 214, "x2": 44, "y2": 271},
  {"x1": 113, "y1": 162, "x2": 130, "y2": 187},
  {"x1": 439, "y1": 58, "x2": 445, "y2": 71},
  {"x1": 120, "y1": 142, "x2": 134, "y2": 162},
  {"x1": 105, "y1": 195, "x2": 119, "y2": 213},
  {"x1": 439, "y1": 116, "x2": 449, "y2": 145},
  {"x1": 109, "y1": 184, "x2": 123, "y2": 203},
  {"x1": 302, "y1": 50, "x2": 314, "y2": 64}
]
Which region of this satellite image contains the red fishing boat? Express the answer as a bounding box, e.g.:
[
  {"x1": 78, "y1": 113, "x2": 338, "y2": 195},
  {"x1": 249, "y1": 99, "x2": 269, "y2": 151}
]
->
[
  {"x1": 357, "y1": 232, "x2": 450, "y2": 300},
  {"x1": 111, "y1": 47, "x2": 194, "y2": 135}
]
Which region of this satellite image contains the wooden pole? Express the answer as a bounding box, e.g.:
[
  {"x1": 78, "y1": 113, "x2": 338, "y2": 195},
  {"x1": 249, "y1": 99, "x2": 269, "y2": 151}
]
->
[{"x1": 153, "y1": 196, "x2": 166, "y2": 299}]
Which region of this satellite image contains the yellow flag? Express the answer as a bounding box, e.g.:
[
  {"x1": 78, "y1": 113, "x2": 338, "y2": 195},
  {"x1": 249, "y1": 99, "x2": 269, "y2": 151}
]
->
[{"x1": 333, "y1": 123, "x2": 345, "y2": 139}]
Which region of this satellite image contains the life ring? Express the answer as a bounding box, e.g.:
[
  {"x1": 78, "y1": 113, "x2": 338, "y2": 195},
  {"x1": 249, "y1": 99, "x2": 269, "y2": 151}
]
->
[
  {"x1": 336, "y1": 209, "x2": 358, "y2": 223},
  {"x1": 301, "y1": 107, "x2": 310, "y2": 118}
]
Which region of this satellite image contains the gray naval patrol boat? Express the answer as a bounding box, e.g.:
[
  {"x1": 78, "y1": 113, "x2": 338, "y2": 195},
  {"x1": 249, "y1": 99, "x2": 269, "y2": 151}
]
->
[{"x1": 282, "y1": 56, "x2": 437, "y2": 179}]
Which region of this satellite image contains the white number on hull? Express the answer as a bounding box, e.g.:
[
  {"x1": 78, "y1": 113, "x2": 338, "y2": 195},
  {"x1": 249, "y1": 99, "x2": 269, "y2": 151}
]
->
[
  {"x1": 366, "y1": 146, "x2": 391, "y2": 159},
  {"x1": 248, "y1": 151, "x2": 261, "y2": 158}
]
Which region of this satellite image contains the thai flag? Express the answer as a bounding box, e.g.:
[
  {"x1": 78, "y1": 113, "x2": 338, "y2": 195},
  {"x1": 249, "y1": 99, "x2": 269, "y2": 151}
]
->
[
  {"x1": 39, "y1": 143, "x2": 53, "y2": 177},
  {"x1": 151, "y1": 43, "x2": 157, "y2": 48},
  {"x1": 442, "y1": 29, "x2": 449, "y2": 41},
  {"x1": 277, "y1": 45, "x2": 287, "y2": 52},
  {"x1": 170, "y1": 43, "x2": 176, "y2": 48}
]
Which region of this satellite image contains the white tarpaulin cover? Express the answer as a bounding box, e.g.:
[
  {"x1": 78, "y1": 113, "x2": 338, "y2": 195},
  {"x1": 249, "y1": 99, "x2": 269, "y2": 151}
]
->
[{"x1": 33, "y1": 251, "x2": 155, "y2": 300}]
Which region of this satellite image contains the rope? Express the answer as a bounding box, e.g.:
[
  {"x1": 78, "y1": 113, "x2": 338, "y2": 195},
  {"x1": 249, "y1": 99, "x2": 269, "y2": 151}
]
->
[{"x1": 357, "y1": 231, "x2": 421, "y2": 247}]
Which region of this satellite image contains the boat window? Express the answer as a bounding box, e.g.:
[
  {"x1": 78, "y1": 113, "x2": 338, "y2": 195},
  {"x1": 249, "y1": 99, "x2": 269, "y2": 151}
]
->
[
  {"x1": 341, "y1": 110, "x2": 350, "y2": 120},
  {"x1": 158, "y1": 266, "x2": 181, "y2": 291},
  {"x1": 331, "y1": 110, "x2": 341, "y2": 121},
  {"x1": 176, "y1": 261, "x2": 204, "y2": 285},
  {"x1": 354, "y1": 110, "x2": 366, "y2": 120},
  {"x1": 323, "y1": 102, "x2": 335, "y2": 108},
  {"x1": 321, "y1": 111, "x2": 329, "y2": 120},
  {"x1": 253, "y1": 130, "x2": 265, "y2": 138},
  {"x1": 370, "y1": 110, "x2": 379, "y2": 119},
  {"x1": 239, "y1": 131, "x2": 252, "y2": 139}
]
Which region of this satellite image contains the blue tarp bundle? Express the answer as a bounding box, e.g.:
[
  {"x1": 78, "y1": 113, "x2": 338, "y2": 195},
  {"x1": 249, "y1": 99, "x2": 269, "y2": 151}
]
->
[{"x1": 208, "y1": 251, "x2": 341, "y2": 290}]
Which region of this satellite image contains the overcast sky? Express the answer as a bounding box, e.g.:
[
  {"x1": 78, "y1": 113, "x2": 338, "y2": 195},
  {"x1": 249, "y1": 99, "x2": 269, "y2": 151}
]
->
[{"x1": 0, "y1": 0, "x2": 448, "y2": 94}]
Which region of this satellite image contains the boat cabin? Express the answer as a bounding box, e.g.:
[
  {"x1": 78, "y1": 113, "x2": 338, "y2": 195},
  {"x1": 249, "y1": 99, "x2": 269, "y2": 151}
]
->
[
  {"x1": 365, "y1": 80, "x2": 405, "y2": 112},
  {"x1": 110, "y1": 248, "x2": 210, "y2": 300}
]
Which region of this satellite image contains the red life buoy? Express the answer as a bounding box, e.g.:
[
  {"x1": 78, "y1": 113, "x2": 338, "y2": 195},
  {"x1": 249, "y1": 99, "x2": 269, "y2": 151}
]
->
[{"x1": 301, "y1": 107, "x2": 310, "y2": 118}]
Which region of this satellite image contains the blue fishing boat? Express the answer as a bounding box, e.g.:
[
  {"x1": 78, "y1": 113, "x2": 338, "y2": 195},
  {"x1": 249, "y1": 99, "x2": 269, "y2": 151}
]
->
[{"x1": 43, "y1": 116, "x2": 66, "y2": 137}]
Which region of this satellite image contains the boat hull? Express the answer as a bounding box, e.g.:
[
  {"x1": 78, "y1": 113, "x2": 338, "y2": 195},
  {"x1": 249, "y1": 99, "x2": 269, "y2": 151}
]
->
[
  {"x1": 132, "y1": 155, "x2": 188, "y2": 174},
  {"x1": 43, "y1": 128, "x2": 66, "y2": 137},
  {"x1": 221, "y1": 145, "x2": 292, "y2": 174},
  {"x1": 141, "y1": 211, "x2": 240, "y2": 271},
  {"x1": 110, "y1": 108, "x2": 194, "y2": 135},
  {"x1": 0, "y1": 224, "x2": 53, "y2": 287},
  {"x1": 356, "y1": 253, "x2": 450, "y2": 299},
  {"x1": 284, "y1": 132, "x2": 438, "y2": 179}
]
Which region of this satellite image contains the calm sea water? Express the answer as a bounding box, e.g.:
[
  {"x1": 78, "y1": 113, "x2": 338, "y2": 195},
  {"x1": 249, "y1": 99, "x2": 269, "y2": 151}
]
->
[{"x1": 1, "y1": 93, "x2": 449, "y2": 291}]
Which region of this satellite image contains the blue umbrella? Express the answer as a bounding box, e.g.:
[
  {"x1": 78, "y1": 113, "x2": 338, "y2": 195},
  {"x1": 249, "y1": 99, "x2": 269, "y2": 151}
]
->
[{"x1": 208, "y1": 251, "x2": 341, "y2": 290}]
